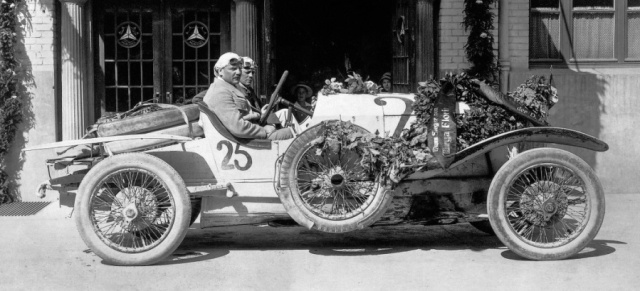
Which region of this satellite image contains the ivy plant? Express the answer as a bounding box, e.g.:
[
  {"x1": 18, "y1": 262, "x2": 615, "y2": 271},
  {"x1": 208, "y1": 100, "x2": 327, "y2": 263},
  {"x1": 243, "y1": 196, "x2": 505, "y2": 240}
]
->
[{"x1": 0, "y1": 0, "x2": 21, "y2": 204}]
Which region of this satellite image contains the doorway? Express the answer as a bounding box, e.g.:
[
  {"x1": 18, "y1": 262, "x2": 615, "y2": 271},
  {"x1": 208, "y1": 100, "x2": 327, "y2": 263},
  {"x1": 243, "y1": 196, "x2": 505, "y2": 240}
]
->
[
  {"x1": 274, "y1": 0, "x2": 393, "y2": 99},
  {"x1": 94, "y1": 0, "x2": 231, "y2": 115}
]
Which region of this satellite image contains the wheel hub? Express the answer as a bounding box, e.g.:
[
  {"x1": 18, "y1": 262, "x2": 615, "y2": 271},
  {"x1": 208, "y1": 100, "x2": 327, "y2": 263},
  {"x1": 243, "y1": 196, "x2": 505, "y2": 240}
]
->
[
  {"x1": 321, "y1": 166, "x2": 347, "y2": 191},
  {"x1": 122, "y1": 205, "x2": 139, "y2": 222},
  {"x1": 115, "y1": 186, "x2": 159, "y2": 230},
  {"x1": 541, "y1": 199, "x2": 558, "y2": 221},
  {"x1": 330, "y1": 174, "x2": 345, "y2": 186},
  {"x1": 521, "y1": 183, "x2": 569, "y2": 227}
]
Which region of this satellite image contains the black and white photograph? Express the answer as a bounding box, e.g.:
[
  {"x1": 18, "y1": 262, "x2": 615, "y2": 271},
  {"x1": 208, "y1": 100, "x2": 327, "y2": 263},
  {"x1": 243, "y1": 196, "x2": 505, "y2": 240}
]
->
[{"x1": 0, "y1": 0, "x2": 638, "y2": 290}]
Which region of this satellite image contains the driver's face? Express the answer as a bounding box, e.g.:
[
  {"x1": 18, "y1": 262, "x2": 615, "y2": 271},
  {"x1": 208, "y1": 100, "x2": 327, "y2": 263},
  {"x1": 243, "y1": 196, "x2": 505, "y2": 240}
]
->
[
  {"x1": 219, "y1": 63, "x2": 242, "y2": 85},
  {"x1": 240, "y1": 67, "x2": 254, "y2": 87}
]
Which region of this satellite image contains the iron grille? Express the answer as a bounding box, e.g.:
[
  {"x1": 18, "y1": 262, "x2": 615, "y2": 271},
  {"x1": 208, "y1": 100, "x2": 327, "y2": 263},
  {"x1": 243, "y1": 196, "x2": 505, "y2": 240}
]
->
[
  {"x1": 104, "y1": 8, "x2": 155, "y2": 113},
  {"x1": 0, "y1": 202, "x2": 51, "y2": 216},
  {"x1": 171, "y1": 7, "x2": 222, "y2": 104}
]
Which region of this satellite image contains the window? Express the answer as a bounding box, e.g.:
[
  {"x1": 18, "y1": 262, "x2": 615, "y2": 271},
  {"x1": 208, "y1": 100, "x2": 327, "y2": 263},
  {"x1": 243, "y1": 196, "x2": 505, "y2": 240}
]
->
[{"x1": 530, "y1": 0, "x2": 640, "y2": 64}]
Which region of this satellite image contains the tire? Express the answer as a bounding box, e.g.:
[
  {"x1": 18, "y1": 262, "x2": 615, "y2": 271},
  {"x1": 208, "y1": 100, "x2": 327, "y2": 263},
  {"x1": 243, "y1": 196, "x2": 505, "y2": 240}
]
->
[
  {"x1": 487, "y1": 148, "x2": 605, "y2": 260},
  {"x1": 75, "y1": 153, "x2": 190, "y2": 266},
  {"x1": 469, "y1": 220, "x2": 495, "y2": 235},
  {"x1": 278, "y1": 121, "x2": 393, "y2": 233}
]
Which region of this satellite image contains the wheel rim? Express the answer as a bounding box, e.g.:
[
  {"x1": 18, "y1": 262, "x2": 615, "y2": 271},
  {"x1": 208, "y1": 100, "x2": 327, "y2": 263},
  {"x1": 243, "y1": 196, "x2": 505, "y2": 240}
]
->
[
  {"x1": 294, "y1": 140, "x2": 378, "y2": 220},
  {"x1": 505, "y1": 163, "x2": 589, "y2": 248},
  {"x1": 89, "y1": 168, "x2": 176, "y2": 253}
]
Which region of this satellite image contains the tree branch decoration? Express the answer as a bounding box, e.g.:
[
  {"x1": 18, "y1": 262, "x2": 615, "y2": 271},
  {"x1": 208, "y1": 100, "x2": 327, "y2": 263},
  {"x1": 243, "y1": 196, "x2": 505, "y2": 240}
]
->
[
  {"x1": 316, "y1": 73, "x2": 558, "y2": 186},
  {"x1": 0, "y1": 0, "x2": 21, "y2": 204},
  {"x1": 463, "y1": 0, "x2": 497, "y2": 79}
]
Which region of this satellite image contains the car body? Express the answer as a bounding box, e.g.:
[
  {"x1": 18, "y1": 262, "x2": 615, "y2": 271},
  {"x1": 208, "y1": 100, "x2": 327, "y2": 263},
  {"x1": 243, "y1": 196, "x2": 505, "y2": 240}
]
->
[{"x1": 25, "y1": 88, "x2": 609, "y2": 265}]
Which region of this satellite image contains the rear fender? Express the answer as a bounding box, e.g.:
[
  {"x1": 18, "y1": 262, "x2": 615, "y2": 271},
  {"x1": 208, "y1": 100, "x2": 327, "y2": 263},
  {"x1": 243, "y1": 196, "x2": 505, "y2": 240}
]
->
[{"x1": 449, "y1": 127, "x2": 608, "y2": 169}]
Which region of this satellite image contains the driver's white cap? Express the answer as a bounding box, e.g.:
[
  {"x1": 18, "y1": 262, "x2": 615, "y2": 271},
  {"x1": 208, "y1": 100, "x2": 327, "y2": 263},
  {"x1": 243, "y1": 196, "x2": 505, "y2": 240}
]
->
[{"x1": 214, "y1": 52, "x2": 242, "y2": 76}]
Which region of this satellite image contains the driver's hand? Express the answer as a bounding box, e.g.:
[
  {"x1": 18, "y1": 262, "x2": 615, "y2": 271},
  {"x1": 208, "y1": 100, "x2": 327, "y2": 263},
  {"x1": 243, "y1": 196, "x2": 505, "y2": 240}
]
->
[
  {"x1": 261, "y1": 104, "x2": 270, "y2": 116},
  {"x1": 264, "y1": 125, "x2": 276, "y2": 136}
]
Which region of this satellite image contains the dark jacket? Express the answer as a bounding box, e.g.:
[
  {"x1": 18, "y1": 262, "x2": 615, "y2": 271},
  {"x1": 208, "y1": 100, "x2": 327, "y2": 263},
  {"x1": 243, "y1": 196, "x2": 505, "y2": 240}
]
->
[{"x1": 240, "y1": 84, "x2": 263, "y2": 111}]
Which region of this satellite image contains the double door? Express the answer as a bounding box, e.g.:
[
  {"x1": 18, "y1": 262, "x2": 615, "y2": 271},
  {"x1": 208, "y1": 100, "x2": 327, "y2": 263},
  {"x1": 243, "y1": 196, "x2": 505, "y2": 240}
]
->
[{"x1": 95, "y1": 0, "x2": 231, "y2": 114}]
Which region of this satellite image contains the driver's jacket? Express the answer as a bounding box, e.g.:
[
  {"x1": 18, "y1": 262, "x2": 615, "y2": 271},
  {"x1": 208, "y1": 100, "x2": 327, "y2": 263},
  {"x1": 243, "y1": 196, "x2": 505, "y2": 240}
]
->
[{"x1": 203, "y1": 78, "x2": 268, "y2": 139}]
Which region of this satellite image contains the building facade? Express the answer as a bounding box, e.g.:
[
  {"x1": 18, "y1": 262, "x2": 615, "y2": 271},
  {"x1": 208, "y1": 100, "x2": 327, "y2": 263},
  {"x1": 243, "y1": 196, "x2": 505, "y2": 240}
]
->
[{"x1": 8, "y1": 0, "x2": 639, "y2": 202}]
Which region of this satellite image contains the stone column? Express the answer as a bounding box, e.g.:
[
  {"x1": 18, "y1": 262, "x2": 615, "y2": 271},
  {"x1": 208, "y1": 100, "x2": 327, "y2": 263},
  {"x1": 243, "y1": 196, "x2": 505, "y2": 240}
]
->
[
  {"x1": 234, "y1": 0, "x2": 260, "y2": 90},
  {"x1": 498, "y1": 0, "x2": 511, "y2": 92},
  {"x1": 60, "y1": 0, "x2": 89, "y2": 140}
]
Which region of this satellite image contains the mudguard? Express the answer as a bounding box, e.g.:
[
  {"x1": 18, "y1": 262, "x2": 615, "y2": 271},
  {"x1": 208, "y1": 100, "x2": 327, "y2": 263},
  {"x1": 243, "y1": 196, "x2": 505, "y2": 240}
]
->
[{"x1": 448, "y1": 127, "x2": 608, "y2": 169}]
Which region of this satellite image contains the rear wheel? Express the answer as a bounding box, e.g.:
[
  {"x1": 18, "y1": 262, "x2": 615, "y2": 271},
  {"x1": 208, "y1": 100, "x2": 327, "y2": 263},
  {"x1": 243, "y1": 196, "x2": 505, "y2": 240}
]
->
[
  {"x1": 75, "y1": 153, "x2": 190, "y2": 266},
  {"x1": 278, "y1": 122, "x2": 392, "y2": 233},
  {"x1": 488, "y1": 148, "x2": 605, "y2": 260}
]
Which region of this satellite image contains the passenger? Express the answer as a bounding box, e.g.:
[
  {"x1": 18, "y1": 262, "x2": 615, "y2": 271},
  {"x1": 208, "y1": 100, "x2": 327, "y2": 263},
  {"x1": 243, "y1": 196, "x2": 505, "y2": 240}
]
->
[
  {"x1": 238, "y1": 56, "x2": 263, "y2": 111},
  {"x1": 203, "y1": 52, "x2": 293, "y2": 140},
  {"x1": 291, "y1": 84, "x2": 314, "y2": 123},
  {"x1": 274, "y1": 83, "x2": 314, "y2": 132},
  {"x1": 379, "y1": 72, "x2": 392, "y2": 93}
]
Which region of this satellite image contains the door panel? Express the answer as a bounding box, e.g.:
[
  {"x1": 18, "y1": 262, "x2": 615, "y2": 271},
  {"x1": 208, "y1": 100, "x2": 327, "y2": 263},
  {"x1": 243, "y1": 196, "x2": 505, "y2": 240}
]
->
[
  {"x1": 99, "y1": 2, "x2": 160, "y2": 114},
  {"x1": 392, "y1": 0, "x2": 415, "y2": 93},
  {"x1": 168, "y1": 3, "x2": 225, "y2": 104},
  {"x1": 96, "y1": 0, "x2": 230, "y2": 115}
]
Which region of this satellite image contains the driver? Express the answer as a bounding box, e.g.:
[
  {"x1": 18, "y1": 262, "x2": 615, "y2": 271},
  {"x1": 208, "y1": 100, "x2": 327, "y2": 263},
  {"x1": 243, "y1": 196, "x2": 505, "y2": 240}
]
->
[{"x1": 203, "y1": 52, "x2": 294, "y2": 140}]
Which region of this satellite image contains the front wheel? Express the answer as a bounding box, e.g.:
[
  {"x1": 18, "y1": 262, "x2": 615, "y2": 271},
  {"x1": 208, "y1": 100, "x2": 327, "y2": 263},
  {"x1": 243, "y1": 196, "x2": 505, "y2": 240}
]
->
[
  {"x1": 75, "y1": 153, "x2": 190, "y2": 266},
  {"x1": 488, "y1": 148, "x2": 605, "y2": 260}
]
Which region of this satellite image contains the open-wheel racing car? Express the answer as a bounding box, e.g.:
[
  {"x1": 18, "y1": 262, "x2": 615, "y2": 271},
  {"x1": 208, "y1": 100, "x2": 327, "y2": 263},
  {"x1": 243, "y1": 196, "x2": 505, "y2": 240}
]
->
[{"x1": 25, "y1": 72, "x2": 608, "y2": 265}]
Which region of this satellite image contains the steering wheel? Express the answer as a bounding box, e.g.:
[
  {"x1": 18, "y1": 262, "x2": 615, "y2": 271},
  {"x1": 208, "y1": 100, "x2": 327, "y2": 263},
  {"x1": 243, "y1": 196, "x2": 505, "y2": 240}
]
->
[{"x1": 259, "y1": 71, "x2": 289, "y2": 126}]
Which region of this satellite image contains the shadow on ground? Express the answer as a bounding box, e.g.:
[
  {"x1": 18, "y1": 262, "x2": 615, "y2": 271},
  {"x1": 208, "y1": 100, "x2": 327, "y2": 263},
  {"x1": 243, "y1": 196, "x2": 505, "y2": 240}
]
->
[
  {"x1": 157, "y1": 223, "x2": 505, "y2": 265},
  {"x1": 152, "y1": 223, "x2": 622, "y2": 265},
  {"x1": 500, "y1": 239, "x2": 625, "y2": 261}
]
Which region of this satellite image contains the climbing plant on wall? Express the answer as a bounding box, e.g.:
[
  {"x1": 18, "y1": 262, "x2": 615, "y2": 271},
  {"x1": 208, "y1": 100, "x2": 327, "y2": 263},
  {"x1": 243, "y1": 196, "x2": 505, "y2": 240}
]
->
[
  {"x1": 463, "y1": 0, "x2": 497, "y2": 79},
  {"x1": 0, "y1": 0, "x2": 21, "y2": 204}
]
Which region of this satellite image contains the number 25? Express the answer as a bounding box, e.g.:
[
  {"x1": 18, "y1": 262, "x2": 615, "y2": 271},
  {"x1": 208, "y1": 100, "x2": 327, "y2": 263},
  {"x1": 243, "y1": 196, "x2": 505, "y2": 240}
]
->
[{"x1": 216, "y1": 140, "x2": 252, "y2": 171}]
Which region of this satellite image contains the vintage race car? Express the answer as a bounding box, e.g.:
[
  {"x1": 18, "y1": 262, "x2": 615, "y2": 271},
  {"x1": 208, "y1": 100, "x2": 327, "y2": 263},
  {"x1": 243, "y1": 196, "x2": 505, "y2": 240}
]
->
[{"x1": 25, "y1": 72, "x2": 609, "y2": 265}]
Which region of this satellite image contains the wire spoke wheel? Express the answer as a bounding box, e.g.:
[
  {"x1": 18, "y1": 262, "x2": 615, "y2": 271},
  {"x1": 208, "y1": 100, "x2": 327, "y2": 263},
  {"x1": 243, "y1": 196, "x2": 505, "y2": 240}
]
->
[
  {"x1": 488, "y1": 148, "x2": 605, "y2": 260},
  {"x1": 505, "y1": 163, "x2": 587, "y2": 248},
  {"x1": 295, "y1": 140, "x2": 378, "y2": 221},
  {"x1": 75, "y1": 153, "x2": 190, "y2": 265},
  {"x1": 90, "y1": 168, "x2": 175, "y2": 253},
  {"x1": 279, "y1": 121, "x2": 392, "y2": 233}
]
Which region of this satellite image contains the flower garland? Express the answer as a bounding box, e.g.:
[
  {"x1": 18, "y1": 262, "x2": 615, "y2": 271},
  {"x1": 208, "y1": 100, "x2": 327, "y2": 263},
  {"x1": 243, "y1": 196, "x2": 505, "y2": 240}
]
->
[
  {"x1": 0, "y1": 0, "x2": 21, "y2": 204},
  {"x1": 317, "y1": 73, "x2": 558, "y2": 186},
  {"x1": 321, "y1": 72, "x2": 379, "y2": 95},
  {"x1": 463, "y1": 0, "x2": 497, "y2": 79}
]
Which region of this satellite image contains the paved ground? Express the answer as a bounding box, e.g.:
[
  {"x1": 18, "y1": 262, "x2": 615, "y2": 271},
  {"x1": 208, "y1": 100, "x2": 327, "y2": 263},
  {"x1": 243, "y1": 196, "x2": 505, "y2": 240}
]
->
[{"x1": 0, "y1": 194, "x2": 638, "y2": 291}]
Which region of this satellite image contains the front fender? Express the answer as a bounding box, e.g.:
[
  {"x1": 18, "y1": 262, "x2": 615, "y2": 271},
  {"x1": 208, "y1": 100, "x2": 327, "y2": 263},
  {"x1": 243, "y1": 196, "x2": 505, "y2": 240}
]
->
[{"x1": 449, "y1": 127, "x2": 608, "y2": 169}]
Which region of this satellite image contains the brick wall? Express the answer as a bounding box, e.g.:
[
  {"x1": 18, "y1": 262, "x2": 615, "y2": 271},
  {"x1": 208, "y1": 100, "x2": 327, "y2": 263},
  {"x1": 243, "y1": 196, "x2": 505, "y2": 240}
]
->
[
  {"x1": 8, "y1": 0, "x2": 58, "y2": 202},
  {"x1": 438, "y1": 0, "x2": 500, "y2": 75},
  {"x1": 17, "y1": 0, "x2": 56, "y2": 71},
  {"x1": 509, "y1": 0, "x2": 530, "y2": 70}
]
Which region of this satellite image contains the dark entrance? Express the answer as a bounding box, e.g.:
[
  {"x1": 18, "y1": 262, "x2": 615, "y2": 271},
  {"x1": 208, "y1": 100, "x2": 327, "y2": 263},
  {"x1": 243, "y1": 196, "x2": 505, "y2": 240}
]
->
[
  {"x1": 273, "y1": 0, "x2": 393, "y2": 98},
  {"x1": 94, "y1": 0, "x2": 231, "y2": 115}
]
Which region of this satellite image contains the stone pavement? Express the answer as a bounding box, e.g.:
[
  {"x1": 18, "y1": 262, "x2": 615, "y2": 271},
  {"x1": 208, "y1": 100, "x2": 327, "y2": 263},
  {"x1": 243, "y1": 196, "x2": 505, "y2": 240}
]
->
[{"x1": 0, "y1": 194, "x2": 638, "y2": 290}]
